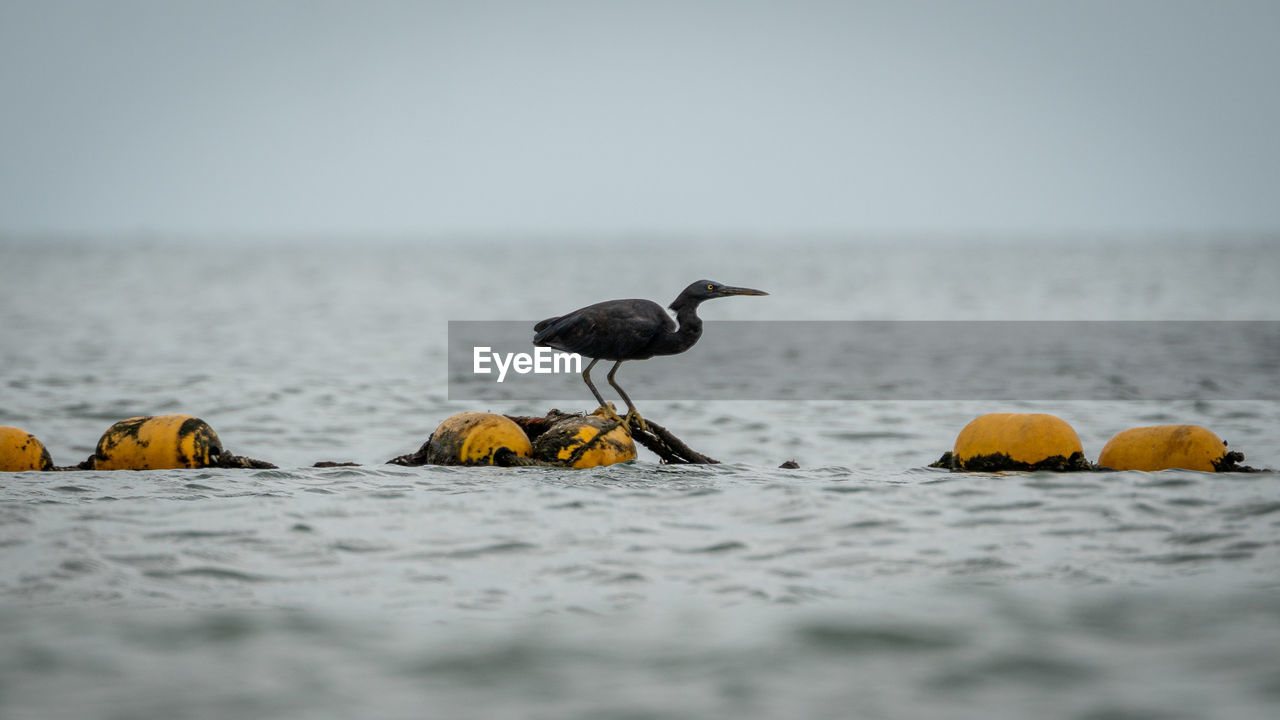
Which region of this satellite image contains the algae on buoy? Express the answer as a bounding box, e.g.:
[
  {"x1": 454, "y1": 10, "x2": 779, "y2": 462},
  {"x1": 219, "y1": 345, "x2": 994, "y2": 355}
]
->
[
  {"x1": 93, "y1": 415, "x2": 223, "y2": 470},
  {"x1": 940, "y1": 412, "x2": 1087, "y2": 471},
  {"x1": 0, "y1": 426, "x2": 55, "y2": 472},
  {"x1": 532, "y1": 414, "x2": 636, "y2": 469},
  {"x1": 388, "y1": 409, "x2": 717, "y2": 468},
  {"x1": 1098, "y1": 425, "x2": 1227, "y2": 472},
  {"x1": 425, "y1": 412, "x2": 534, "y2": 466}
]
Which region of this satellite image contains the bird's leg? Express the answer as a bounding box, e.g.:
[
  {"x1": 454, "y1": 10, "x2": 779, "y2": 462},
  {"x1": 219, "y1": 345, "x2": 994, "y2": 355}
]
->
[
  {"x1": 583, "y1": 358, "x2": 621, "y2": 421},
  {"x1": 606, "y1": 360, "x2": 646, "y2": 432}
]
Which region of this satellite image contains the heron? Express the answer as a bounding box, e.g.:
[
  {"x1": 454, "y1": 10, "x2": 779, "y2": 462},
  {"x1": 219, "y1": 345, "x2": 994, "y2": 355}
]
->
[{"x1": 532, "y1": 279, "x2": 768, "y2": 430}]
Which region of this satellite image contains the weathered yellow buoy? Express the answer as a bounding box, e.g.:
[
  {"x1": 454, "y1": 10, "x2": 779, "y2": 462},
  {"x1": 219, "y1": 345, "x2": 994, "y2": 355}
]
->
[
  {"x1": 93, "y1": 415, "x2": 224, "y2": 470},
  {"x1": 425, "y1": 412, "x2": 534, "y2": 466},
  {"x1": 532, "y1": 414, "x2": 637, "y2": 469},
  {"x1": 0, "y1": 426, "x2": 55, "y2": 472},
  {"x1": 1098, "y1": 425, "x2": 1228, "y2": 472},
  {"x1": 952, "y1": 412, "x2": 1084, "y2": 470}
]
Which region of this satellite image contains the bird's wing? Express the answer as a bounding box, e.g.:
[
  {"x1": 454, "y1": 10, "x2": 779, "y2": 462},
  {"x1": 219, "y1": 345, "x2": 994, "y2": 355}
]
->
[{"x1": 533, "y1": 299, "x2": 674, "y2": 360}]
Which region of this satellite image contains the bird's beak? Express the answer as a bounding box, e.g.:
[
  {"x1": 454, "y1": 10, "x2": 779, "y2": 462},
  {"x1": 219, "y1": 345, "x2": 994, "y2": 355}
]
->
[{"x1": 717, "y1": 286, "x2": 768, "y2": 297}]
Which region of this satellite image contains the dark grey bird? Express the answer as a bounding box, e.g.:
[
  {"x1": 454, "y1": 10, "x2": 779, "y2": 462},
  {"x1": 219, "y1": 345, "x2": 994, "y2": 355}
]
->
[{"x1": 533, "y1": 280, "x2": 768, "y2": 429}]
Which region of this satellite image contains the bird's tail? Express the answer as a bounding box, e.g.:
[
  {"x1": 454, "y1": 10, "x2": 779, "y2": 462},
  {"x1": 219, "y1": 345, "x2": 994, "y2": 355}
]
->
[{"x1": 532, "y1": 316, "x2": 560, "y2": 344}]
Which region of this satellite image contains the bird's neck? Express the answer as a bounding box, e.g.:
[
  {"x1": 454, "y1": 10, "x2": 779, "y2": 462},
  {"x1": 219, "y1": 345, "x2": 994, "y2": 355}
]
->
[{"x1": 650, "y1": 303, "x2": 703, "y2": 356}]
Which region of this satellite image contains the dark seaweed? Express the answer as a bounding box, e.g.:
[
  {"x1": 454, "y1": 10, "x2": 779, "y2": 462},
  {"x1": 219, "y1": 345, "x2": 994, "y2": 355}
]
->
[{"x1": 930, "y1": 450, "x2": 1099, "y2": 472}]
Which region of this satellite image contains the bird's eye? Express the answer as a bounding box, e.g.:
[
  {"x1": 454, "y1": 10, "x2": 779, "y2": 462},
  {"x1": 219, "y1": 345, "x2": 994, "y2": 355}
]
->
[{"x1": 706, "y1": 284, "x2": 715, "y2": 290}]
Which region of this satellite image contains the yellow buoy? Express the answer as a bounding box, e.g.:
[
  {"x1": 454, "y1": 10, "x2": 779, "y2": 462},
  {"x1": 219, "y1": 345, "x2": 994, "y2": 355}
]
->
[
  {"x1": 92, "y1": 415, "x2": 224, "y2": 470},
  {"x1": 532, "y1": 415, "x2": 637, "y2": 469},
  {"x1": 0, "y1": 426, "x2": 55, "y2": 472},
  {"x1": 1098, "y1": 425, "x2": 1227, "y2": 472},
  {"x1": 953, "y1": 412, "x2": 1084, "y2": 470},
  {"x1": 425, "y1": 412, "x2": 534, "y2": 466}
]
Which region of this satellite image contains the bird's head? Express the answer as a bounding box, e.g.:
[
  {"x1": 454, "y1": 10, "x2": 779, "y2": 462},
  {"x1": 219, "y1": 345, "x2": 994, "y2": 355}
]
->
[{"x1": 669, "y1": 279, "x2": 768, "y2": 311}]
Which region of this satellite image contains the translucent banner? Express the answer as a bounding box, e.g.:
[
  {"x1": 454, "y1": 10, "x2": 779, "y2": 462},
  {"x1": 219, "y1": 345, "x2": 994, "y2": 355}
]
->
[{"x1": 447, "y1": 321, "x2": 1280, "y2": 402}]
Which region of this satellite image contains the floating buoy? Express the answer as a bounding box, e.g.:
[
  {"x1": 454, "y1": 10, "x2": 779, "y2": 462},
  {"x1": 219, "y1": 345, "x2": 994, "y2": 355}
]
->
[
  {"x1": 92, "y1": 415, "x2": 224, "y2": 470},
  {"x1": 0, "y1": 426, "x2": 54, "y2": 472},
  {"x1": 532, "y1": 414, "x2": 636, "y2": 469},
  {"x1": 945, "y1": 412, "x2": 1086, "y2": 471},
  {"x1": 424, "y1": 412, "x2": 533, "y2": 466},
  {"x1": 1098, "y1": 425, "x2": 1228, "y2": 472}
]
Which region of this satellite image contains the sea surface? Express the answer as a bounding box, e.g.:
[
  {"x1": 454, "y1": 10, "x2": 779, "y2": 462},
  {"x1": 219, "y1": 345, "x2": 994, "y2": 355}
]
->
[{"x1": 2, "y1": 237, "x2": 1279, "y2": 719}]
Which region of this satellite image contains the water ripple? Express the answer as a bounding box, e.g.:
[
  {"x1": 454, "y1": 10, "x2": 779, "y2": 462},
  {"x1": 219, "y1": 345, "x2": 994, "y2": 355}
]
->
[
  {"x1": 678, "y1": 541, "x2": 747, "y2": 554},
  {"x1": 142, "y1": 567, "x2": 273, "y2": 583},
  {"x1": 408, "y1": 541, "x2": 539, "y2": 560}
]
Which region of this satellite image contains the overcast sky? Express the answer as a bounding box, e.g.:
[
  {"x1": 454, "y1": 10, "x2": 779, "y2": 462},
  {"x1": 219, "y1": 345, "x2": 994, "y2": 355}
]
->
[{"x1": 2, "y1": 0, "x2": 1278, "y2": 239}]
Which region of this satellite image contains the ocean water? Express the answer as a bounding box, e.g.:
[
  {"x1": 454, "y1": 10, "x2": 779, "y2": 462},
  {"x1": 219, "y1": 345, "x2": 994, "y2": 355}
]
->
[{"x1": 2, "y1": 237, "x2": 1279, "y2": 719}]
